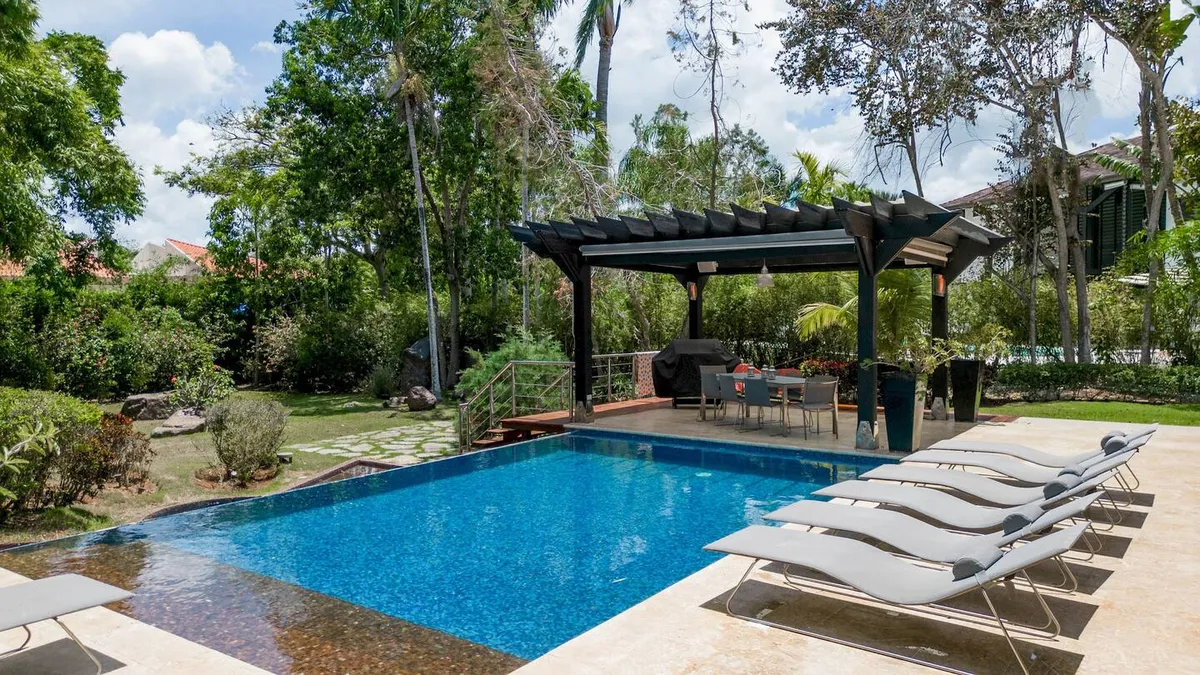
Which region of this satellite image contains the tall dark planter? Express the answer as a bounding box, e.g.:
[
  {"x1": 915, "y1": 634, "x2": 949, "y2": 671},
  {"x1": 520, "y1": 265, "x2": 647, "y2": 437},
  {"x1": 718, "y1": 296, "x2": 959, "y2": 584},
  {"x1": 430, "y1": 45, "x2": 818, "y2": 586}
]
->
[
  {"x1": 880, "y1": 371, "x2": 926, "y2": 452},
  {"x1": 950, "y1": 359, "x2": 984, "y2": 423}
]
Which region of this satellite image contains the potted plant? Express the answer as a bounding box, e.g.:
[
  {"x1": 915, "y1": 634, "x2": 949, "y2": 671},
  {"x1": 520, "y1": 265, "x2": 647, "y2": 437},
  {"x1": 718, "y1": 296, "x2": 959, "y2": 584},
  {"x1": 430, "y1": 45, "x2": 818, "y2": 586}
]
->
[
  {"x1": 949, "y1": 328, "x2": 1010, "y2": 423},
  {"x1": 875, "y1": 339, "x2": 963, "y2": 452}
]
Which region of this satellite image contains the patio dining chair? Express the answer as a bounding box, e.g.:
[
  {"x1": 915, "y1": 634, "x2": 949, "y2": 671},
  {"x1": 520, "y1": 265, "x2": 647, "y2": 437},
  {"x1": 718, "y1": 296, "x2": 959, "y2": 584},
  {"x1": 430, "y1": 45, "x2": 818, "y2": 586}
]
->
[
  {"x1": 698, "y1": 365, "x2": 727, "y2": 421},
  {"x1": 741, "y1": 376, "x2": 784, "y2": 434},
  {"x1": 715, "y1": 374, "x2": 744, "y2": 426},
  {"x1": 797, "y1": 376, "x2": 838, "y2": 439}
]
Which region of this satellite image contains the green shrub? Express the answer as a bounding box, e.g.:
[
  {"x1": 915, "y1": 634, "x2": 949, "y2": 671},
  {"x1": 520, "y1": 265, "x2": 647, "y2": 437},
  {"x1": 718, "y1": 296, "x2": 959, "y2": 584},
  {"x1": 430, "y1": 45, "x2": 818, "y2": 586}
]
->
[
  {"x1": 206, "y1": 400, "x2": 289, "y2": 486},
  {"x1": 0, "y1": 388, "x2": 150, "y2": 521},
  {"x1": 456, "y1": 330, "x2": 568, "y2": 396},
  {"x1": 170, "y1": 366, "x2": 236, "y2": 411},
  {"x1": 366, "y1": 364, "x2": 398, "y2": 399},
  {"x1": 991, "y1": 363, "x2": 1200, "y2": 403}
]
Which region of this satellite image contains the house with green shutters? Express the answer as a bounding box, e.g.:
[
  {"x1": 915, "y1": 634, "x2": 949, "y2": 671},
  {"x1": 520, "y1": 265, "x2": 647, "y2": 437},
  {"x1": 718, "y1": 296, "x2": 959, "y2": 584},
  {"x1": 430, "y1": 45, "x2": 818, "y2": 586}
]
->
[{"x1": 942, "y1": 137, "x2": 1174, "y2": 275}]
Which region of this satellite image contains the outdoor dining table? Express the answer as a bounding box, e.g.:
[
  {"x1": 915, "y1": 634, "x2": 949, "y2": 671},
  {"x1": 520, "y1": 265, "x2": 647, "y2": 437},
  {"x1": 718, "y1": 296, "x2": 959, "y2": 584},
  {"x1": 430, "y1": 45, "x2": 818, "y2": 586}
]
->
[{"x1": 727, "y1": 373, "x2": 807, "y2": 434}]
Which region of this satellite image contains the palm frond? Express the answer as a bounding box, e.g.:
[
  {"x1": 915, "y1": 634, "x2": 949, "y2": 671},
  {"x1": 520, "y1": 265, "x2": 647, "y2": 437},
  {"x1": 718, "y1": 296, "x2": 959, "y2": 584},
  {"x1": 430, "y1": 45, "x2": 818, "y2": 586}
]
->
[
  {"x1": 796, "y1": 299, "x2": 856, "y2": 339},
  {"x1": 573, "y1": 0, "x2": 606, "y2": 67}
]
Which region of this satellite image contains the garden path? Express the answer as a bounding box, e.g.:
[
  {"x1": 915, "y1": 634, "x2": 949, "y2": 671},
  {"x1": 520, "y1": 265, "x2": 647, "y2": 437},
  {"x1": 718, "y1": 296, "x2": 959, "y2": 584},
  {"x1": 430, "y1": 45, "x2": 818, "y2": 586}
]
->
[{"x1": 285, "y1": 420, "x2": 458, "y2": 465}]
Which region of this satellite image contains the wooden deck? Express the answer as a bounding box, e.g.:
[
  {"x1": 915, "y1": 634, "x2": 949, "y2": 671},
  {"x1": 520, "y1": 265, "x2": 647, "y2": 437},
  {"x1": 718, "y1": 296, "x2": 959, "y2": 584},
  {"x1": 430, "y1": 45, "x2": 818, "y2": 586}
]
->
[{"x1": 501, "y1": 398, "x2": 674, "y2": 434}]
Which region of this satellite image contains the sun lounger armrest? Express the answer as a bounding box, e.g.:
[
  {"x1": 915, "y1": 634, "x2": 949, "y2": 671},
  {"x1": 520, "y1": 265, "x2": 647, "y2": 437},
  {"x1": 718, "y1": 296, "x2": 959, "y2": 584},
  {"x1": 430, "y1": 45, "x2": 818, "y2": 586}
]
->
[{"x1": 979, "y1": 523, "x2": 1087, "y2": 584}]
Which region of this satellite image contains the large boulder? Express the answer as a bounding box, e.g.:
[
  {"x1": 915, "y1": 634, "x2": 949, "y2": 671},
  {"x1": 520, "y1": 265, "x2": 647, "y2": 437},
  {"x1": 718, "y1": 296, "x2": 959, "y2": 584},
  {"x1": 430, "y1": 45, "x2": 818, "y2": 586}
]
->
[
  {"x1": 400, "y1": 338, "x2": 432, "y2": 391},
  {"x1": 407, "y1": 386, "x2": 437, "y2": 412},
  {"x1": 120, "y1": 392, "x2": 174, "y2": 421},
  {"x1": 152, "y1": 409, "x2": 207, "y2": 438}
]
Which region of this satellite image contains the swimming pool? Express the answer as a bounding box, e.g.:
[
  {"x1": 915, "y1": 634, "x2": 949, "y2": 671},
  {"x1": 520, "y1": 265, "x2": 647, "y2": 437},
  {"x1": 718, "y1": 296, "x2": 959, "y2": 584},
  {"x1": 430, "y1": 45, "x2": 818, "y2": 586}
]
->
[{"x1": 0, "y1": 430, "x2": 890, "y2": 671}]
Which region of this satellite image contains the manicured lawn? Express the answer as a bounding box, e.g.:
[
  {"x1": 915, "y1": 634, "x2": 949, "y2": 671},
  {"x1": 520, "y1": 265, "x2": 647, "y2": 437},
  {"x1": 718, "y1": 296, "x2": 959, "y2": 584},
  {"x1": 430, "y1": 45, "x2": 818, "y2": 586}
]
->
[
  {"x1": 0, "y1": 391, "x2": 454, "y2": 546},
  {"x1": 982, "y1": 400, "x2": 1200, "y2": 426}
]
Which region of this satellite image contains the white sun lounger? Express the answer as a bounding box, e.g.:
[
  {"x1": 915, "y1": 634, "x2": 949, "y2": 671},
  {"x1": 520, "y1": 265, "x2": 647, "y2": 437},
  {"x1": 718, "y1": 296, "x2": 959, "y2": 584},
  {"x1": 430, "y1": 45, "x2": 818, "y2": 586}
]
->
[
  {"x1": 859, "y1": 449, "x2": 1136, "y2": 508},
  {"x1": 766, "y1": 493, "x2": 1101, "y2": 575},
  {"x1": 900, "y1": 439, "x2": 1144, "y2": 485},
  {"x1": 0, "y1": 574, "x2": 132, "y2": 675},
  {"x1": 812, "y1": 475, "x2": 1110, "y2": 532},
  {"x1": 929, "y1": 424, "x2": 1157, "y2": 468},
  {"x1": 705, "y1": 523, "x2": 1087, "y2": 675}
]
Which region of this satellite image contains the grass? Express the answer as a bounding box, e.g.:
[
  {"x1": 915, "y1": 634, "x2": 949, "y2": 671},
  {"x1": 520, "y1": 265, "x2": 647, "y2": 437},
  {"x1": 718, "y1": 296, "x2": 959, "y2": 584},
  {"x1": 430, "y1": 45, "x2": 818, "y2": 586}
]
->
[
  {"x1": 982, "y1": 400, "x2": 1200, "y2": 426},
  {"x1": 1, "y1": 390, "x2": 454, "y2": 546}
]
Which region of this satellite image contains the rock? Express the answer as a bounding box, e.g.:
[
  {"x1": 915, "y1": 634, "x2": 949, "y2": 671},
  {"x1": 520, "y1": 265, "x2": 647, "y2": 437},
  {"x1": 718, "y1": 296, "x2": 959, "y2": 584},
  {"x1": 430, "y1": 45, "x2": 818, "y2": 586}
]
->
[
  {"x1": 407, "y1": 386, "x2": 437, "y2": 412},
  {"x1": 929, "y1": 397, "x2": 948, "y2": 421},
  {"x1": 151, "y1": 409, "x2": 206, "y2": 438},
  {"x1": 120, "y1": 392, "x2": 175, "y2": 421},
  {"x1": 400, "y1": 338, "x2": 432, "y2": 391},
  {"x1": 342, "y1": 401, "x2": 363, "y2": 409},
  {"x1": 384, "y1": 396, "x2": 404, "y2": 409}
]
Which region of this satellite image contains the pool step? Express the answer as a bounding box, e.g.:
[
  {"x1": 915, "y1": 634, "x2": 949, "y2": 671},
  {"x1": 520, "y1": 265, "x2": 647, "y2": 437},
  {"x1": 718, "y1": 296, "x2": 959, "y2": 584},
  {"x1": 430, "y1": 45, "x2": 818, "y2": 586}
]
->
[{"x1": 470, "y1": 427, "x2": 553, "y2": 451}]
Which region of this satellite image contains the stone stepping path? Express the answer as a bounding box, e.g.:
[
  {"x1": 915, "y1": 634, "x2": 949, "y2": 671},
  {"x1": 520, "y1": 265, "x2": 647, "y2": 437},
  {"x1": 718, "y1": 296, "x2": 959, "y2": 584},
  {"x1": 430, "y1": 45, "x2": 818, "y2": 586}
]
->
[{"x1": 288, "y1": 420, "x2": 458, "y2": 465}]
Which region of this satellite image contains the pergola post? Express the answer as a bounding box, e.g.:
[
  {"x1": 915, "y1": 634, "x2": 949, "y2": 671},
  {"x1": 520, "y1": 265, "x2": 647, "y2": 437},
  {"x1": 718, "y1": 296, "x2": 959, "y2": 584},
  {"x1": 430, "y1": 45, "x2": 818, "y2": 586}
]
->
[
  {"x1": 686, "y1": 275, "x2": 707, "y2": 339},
  {"x1": 856, "y1": 266, "x2": 878, "y2": 447},
  {"x1": 573, "y1": 262, "x2": 593, "y2": 422},
  {"x1": 930, "y1": 270, "x2": 949, "y2": 416}
]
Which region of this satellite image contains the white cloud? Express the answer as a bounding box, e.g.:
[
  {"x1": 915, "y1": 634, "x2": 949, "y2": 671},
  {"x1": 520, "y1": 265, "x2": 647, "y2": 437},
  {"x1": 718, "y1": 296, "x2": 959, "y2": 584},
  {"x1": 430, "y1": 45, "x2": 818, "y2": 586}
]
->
[
  {"x1": 108, "y1": 30, "x2": 240, "y2": 120},
  {"x1": 115, "y1": 120, "x2": 219, "y2": 245},
  {"x1": 252, "y1": 40, "x2": 281, "y2": 54}
]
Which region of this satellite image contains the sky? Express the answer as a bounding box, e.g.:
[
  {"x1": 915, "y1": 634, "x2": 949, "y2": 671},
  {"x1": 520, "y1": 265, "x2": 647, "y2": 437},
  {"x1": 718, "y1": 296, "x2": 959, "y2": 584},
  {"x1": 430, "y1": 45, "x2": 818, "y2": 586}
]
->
[{"x1": 34, "y1": 0, "x2": 1200, "y2": 247}]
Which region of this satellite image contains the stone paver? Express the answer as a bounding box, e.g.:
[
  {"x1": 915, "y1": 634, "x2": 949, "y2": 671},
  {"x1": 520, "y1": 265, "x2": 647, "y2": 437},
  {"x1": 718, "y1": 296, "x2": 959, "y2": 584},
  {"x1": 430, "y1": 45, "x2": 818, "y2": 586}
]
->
[{"x1": 286, "y1": 421, "x2": 459, "y2": 465}]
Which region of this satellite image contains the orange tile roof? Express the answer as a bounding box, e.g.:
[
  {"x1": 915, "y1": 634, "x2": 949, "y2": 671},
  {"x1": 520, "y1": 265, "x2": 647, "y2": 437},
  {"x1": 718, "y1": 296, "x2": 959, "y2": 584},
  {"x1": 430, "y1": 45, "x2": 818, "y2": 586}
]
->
[
  {"x1": 165, "y1": 238, "x2": 261, "y2": 272},
  {"x1": 0, "y1": 249, "x2": 121, "y2": 280}
]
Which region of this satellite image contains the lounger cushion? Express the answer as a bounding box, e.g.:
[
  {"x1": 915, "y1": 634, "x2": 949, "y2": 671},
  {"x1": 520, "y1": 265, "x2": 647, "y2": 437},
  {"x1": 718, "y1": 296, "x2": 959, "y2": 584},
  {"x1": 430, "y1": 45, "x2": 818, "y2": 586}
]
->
[
  {"x1": 1044, "y1": 474, "x2": 1083, "y2": 499},
  {"x1": 1003, "y1": 504, "x2": 1045, "y2": 534},
  {"x1": 1102, "y1": 436, "x2": 1129, "y2": 455},
  {"x1": 1059, "y1": 463, "x2": 1086, "y2": 477},
  {"x1": 952, "y1": 544, "x2": 1004, "y2": 581},
  {"x1": 1101, "y1": 430, "x2": 1125, "y2": 445}
]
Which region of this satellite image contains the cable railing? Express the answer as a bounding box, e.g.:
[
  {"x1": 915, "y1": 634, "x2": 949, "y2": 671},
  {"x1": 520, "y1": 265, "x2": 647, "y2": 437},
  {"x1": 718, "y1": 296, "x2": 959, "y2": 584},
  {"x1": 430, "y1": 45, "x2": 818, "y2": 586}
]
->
[{"x1": 457, "y1": 351, "x2": 657, "y2": 451}]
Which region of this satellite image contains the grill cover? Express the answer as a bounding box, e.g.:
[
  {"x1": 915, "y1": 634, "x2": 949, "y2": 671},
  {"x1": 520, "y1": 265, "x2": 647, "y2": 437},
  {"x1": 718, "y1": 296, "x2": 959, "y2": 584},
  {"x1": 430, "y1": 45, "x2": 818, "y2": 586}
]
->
[{"x1": 651, "y1": 339, "x2": 740, "y2": 399}]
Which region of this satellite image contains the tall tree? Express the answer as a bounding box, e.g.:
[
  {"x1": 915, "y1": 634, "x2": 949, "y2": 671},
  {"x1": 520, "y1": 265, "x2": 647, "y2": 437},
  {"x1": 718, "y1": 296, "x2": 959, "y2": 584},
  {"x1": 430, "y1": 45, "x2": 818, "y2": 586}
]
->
[
  {"x1": 1087, "y1": 1, "x2": 1194, "y2": 363},
  {"x1": 945, "y1": 0, "x2": 1091, "y2": 362},
  {"x1": 0, "y1": 0, "x2": 143, "y2": 267},
  {"x1": 573, "y1": 0, "x2": 634, "y2": 162},
  {"x1": 767, "y1": 0, "x2": 974, "y2": 196},
  {"x1": 668, "y1": 0, "x2": 749, "y2": 209}
]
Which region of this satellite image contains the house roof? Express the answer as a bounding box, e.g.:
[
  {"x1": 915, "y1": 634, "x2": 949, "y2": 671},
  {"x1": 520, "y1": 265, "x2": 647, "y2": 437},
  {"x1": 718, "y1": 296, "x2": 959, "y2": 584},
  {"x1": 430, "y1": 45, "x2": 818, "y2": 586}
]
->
[
  {"x1": 0, "y1": 247, "x2": 122, "y2": 280},
  {"x1": 164, "y1": 238, "x2": 262, "y2": 272},
  {"x1": 941, "y1": 136, "x2": 1142, "y2": 211}
]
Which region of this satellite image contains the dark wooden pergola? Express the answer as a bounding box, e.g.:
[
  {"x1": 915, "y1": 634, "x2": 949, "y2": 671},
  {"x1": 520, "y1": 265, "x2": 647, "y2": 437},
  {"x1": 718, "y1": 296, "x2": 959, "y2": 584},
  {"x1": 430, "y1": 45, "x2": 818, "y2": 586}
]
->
[{"x1": 509, "y1": 191, "x2": 1010, "y2": 448}]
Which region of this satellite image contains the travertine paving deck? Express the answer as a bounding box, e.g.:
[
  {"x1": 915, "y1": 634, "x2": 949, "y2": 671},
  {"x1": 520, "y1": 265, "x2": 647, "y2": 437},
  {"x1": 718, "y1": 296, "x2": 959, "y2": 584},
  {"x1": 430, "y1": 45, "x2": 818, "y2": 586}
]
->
[
  {"x1": 518, "y1": 415, "x2": 1200, "y2": 674},
  {"x1": 286, "y1": 420, "x2": 458, "y2": 465},
  {"x1": 0, "y1": 567, "x2": 268, "y2": 675}
]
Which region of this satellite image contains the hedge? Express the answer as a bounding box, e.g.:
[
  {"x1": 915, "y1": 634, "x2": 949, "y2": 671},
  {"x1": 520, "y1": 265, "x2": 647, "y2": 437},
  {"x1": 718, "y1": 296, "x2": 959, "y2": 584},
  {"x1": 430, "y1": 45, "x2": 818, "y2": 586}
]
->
[{"x1": 990, "y1": 363, "x2": 1200, "y2": 403}]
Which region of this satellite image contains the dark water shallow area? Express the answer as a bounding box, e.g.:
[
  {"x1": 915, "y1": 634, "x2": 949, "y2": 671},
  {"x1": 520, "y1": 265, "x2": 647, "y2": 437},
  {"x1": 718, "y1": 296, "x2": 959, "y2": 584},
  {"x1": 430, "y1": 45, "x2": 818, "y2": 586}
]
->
[{"x1": 0, "y1": 430, "x2": 889, "y2": 674}]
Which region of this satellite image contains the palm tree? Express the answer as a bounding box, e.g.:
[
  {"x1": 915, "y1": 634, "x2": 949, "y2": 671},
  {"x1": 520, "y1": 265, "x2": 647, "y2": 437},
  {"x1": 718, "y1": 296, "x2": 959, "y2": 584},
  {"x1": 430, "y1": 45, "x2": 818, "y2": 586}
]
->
[
  {"x1": 796, "y1": 270, "x2": 931, "y2": 360},
  {"x1": 574, "y1": 0, "x2": 630, "y2": 150},
  {"x1": 786, "y1": 151, "x2": 875, "y2": 206}
]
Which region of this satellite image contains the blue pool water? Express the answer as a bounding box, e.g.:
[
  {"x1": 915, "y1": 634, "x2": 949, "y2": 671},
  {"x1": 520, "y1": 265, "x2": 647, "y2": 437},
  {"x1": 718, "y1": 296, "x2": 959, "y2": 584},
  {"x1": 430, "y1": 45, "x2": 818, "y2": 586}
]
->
[{"x1": 16, "y1": 430, "x2": 889, "y2": 660}]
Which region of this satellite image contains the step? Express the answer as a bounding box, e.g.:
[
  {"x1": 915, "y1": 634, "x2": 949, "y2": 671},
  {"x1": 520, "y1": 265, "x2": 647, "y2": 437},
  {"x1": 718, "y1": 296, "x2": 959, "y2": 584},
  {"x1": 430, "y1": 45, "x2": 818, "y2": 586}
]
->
[
  {"x1": 484, "y1": 427, "x2": 525, "y2": 441},
  {"x1": 471, "y1": 437, "x2": 509, "y2": 450}
]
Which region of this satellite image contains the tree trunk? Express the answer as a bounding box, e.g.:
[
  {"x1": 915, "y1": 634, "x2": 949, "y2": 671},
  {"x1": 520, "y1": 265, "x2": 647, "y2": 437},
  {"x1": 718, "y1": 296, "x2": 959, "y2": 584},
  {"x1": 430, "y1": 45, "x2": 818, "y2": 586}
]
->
[
  {"x1": 1137, "y1": 79, "x2": 1164, "y2": 365},
  {"x1": 1028, "y1": 232, "x2": 1039, "y2": 363},
  {"x1": 624, "y1": 272, "x2": 654, "y2": 351},
  {"x1": 707, "y1": 0, "x2": 720, "y2": 210},
  {"x1": 403, "y1": 93, "x2": 442, "y2": 398},
  {"x1": 905, "y1": 130, "x2": 924, "y2": 197},
  {"x1": 1069, "y1": 239, "x2": 1091, "y2": 363},
  {"x1": 1043, "y1": 167, "x2": 1076, "y2": 363},
  {"x1": 447, "y1": 270, "x2": 462, "y2": 387},
  {"x1": 1150, "y1": 72, "x2": 1184, "y2": 227},
  {"x1": 521, "y1": 121, "x2": 530, "y2": 330},
  {"x1": 595, "y1": 4, "x2": 615, "y2": 170}
]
